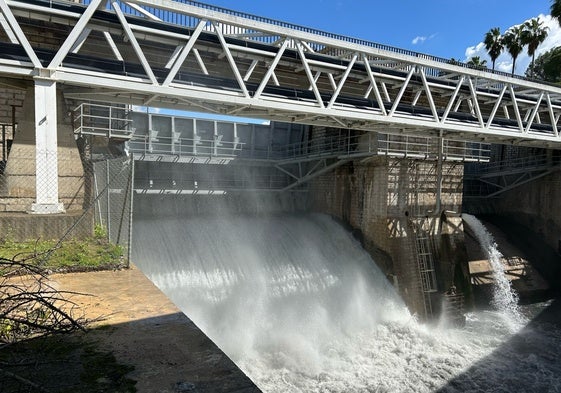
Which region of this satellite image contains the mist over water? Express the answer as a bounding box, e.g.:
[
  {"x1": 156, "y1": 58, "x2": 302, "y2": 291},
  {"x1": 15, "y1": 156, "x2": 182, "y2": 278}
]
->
[{"x1": 133, "y1": 210, "x2": 561, "y2": 392}]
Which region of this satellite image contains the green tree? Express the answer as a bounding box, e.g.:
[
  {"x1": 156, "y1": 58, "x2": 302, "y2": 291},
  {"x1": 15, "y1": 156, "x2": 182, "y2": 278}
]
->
[
  {"x1": 484, "y1": 27, "x2": 503, "y2": 71},
  {"x1": 524, "y1": 46, "x2": 561, "y2": 83},
  {"x1": 467, "y1": 56, "x2": 488, "y2": 70},
  {"x1": 552, "y1": 0, "x2": 561, "y2": 26},
  {"x1": 503, "y1": 25, "x2": 525, "y2": 75},
  {"x1": 522, "y1": 18, "x2": 549, "y2": 78}
]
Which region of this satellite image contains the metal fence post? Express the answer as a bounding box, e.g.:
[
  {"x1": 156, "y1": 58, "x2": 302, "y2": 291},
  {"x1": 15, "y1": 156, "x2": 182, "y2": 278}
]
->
[
  {"x1": 106, "y1": 159, "x2": 111, "y2": 241},
  {"x1": 127, "y1": 158, "x2": 134, "y2": 267}
]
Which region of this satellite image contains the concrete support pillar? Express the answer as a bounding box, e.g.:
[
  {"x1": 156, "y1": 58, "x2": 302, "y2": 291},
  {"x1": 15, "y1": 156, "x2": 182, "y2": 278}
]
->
[
  {"x1": 3, "y1": 82, "x2": 85, "y2": 213},
  {"x1": 31, "y1": 79, "x2": 64, "y2": 214}
]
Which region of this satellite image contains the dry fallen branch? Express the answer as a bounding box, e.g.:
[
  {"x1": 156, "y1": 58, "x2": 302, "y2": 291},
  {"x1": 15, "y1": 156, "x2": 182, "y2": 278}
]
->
[{"x1": 0, "y1": 254, "x2": 89, "y2": 344}]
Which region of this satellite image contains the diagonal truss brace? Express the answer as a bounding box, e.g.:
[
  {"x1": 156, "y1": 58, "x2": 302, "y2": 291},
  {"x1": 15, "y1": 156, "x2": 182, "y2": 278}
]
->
[{"x1": 0, "y1": 0, "x2": 41, "y2": 67}]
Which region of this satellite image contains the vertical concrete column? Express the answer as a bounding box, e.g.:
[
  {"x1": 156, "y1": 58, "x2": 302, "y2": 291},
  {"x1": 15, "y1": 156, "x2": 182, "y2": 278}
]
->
[{"x1": 31, "y1": 79, "x2": 64, "y2": 214}]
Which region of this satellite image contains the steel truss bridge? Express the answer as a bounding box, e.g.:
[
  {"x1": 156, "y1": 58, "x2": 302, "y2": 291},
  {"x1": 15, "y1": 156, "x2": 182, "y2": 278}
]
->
[{"x1": 0, "y1": 0, "x2": 560, "y2": 211}]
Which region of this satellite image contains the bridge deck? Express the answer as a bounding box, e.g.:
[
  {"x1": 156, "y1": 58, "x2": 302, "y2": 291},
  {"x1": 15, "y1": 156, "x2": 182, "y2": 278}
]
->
[{"x1": 0, "y1": 0, "x2": 560, "y2": 146}]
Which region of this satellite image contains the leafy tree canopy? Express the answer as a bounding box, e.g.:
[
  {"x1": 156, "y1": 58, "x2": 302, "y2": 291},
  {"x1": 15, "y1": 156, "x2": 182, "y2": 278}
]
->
[{"x1": 524, "y1": 46, "x2": 561, "y2": 83}]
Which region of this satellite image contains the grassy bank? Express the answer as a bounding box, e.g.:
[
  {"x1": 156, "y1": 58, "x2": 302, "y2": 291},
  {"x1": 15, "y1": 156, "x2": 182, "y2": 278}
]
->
[{"x1": 0, "y1": 226, "x2": 125, "y2": 273}]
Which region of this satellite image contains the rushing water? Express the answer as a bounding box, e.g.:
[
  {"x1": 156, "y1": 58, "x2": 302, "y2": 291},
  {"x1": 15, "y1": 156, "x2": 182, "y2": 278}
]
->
[
  {"x1": 133, "y1": 212, "x2": 561, "y2": 392},
  {"x1": 462, "y1": 213, "x2": 525, "y2": 329}
]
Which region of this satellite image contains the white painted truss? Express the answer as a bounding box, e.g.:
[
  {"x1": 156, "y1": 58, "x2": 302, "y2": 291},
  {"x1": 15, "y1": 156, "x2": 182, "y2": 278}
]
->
[{"x1": 1, "y1": 0, "x2": 561, "y2": 147}]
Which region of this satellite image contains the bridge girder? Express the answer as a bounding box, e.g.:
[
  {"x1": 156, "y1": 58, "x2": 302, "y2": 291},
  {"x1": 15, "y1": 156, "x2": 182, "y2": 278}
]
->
[{"x1": 0, "y1": 0, "x2": 558, "y2": 148}]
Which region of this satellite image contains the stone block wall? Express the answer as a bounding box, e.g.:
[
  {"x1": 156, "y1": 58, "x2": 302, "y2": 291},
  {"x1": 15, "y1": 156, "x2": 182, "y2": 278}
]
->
[{"x1": 308, "y1": 155, "x2": 466, "y2": 317}]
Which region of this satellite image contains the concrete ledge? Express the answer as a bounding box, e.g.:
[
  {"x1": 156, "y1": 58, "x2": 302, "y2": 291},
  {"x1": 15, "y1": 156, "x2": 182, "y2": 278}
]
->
[{"x1": 0, "y1": 210, "x2": 92, "y2": 240}]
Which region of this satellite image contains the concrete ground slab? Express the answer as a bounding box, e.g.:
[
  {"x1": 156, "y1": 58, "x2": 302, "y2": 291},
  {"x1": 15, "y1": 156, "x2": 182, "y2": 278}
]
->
[{"x1": 49, "y1": 266, "x2": 261, "y2": 393}]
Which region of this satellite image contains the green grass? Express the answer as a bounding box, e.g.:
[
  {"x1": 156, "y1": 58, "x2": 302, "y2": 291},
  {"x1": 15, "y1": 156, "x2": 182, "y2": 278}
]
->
[{"x1": 0, "y1": 227, "x2": 125, "y2": 273}]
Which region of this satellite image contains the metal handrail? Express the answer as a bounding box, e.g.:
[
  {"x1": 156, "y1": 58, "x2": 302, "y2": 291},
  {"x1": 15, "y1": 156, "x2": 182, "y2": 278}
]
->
[
  {"x1": 127, "y1": 129, "x2": 490, "y2": 162},
  {"x1": 471, "y1": 154, "x2": 552, "y2": 174},
  {"x1": 73, "y1": 103, "x2": 134, "y2": 139},
  {"x1": 128, "y1": 134, "x2": 244, "y2": 157}
]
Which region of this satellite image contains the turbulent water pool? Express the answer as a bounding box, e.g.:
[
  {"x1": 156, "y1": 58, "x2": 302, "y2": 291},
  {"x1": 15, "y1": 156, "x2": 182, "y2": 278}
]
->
[{"x1": 133, "y1": 213, "x2": 561, "y2": 392}]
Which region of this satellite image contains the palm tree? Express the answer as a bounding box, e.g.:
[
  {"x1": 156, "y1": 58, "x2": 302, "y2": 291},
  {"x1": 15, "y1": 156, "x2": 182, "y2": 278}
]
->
[
  {"x1": 503, "y1": 25, "x2": 525, "y2": 75},
  {"x1": 467, "y1": 56, "x2": 488, "y2": 70},
  {"x1": 522, "y1": 18, "x2": 549, "y2": 78},
  {"x1": 484, "y1": 27, "x2": 503, "y2": 71},
  {"x1": 552, "y1": 0, "x2": 561, "y2": 26}
]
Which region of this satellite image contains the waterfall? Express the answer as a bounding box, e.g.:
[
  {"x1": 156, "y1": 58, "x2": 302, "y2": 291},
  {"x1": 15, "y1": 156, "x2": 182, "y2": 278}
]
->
[
  {"x1": 131, "y1": 210, "x2": 558, "y2": 392},
  {"x1": 462, "y1": 214, "x2": 525, "y2": 327}
]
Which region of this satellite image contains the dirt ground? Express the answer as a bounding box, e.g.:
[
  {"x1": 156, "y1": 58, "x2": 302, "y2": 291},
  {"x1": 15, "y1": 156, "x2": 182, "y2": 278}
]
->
[{"x1": 49, "y1": 265, "x2": 260, "y2": 393}]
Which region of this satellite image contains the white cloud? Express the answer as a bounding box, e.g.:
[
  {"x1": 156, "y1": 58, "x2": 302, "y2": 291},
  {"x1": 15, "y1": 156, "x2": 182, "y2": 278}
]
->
[
  {"x1": 412, "y1": 33, "x2": 437, "y2": 45},
  {"x1": 464, "y1": 14, "x2": 561, "y2": 75}
]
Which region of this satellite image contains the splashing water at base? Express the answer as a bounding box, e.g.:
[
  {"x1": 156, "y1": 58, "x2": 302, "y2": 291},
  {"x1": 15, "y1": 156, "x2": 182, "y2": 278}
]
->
[{"x1": 133, "y1": 213, "x2": 561, "y2": 392}]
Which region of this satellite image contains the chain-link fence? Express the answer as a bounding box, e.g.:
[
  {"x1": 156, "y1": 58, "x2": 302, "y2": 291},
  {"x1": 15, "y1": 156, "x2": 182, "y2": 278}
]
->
[
  {"x1": 90, "y1": 157, "x2": 134, "y2": 261},
  {"x1": 0, "y1": 150, "x2": 134, "y2": 391},
  {"x1": 0, "y1": 152, "x2": 134, "y2": 265}
]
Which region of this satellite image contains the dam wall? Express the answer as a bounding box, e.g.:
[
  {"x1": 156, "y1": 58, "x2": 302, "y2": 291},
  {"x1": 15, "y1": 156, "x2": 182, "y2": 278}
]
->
[
  {"x1": 483, "y1": 172, "x2": 561, "y2": 254},
  {"x1": 306, "y1": 156, "x2": 468, "y2": 317}
]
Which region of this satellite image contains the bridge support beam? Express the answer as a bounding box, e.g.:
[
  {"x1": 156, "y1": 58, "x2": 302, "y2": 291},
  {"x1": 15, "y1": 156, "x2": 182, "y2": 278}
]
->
[{"x1": 31, "y1": 79, "x2": 64, "y2": 214}]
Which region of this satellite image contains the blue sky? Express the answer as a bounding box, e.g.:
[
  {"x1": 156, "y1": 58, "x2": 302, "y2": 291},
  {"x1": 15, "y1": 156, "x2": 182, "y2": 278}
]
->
[{"x1": 202, "y1": 0, "x2": 558, "y2": 73}]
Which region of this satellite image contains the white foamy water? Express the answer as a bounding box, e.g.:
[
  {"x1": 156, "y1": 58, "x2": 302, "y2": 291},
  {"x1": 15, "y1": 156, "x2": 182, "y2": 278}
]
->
[
  {"x1": 133, "y1": 213, "x2": 561, "y2": 392},
  {"x1": 462, "y1": 214, "x2": 525, "y2": 328}
]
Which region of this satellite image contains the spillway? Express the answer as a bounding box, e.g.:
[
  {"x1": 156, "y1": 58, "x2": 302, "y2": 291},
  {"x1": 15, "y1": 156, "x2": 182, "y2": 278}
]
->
[{"x1": 132, "y1": 209, "x2": 561, "y2": 392}]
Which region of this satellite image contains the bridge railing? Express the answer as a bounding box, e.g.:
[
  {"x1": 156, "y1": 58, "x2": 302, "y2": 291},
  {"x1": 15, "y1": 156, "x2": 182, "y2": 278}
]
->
[
  {"x1": 125, "y1": 126, "x2": 490, "y2": 162},
  {"x1": 135, "y1": 173, "x2": 298, "y2": 192},
  {"x1": 128, "y1": 133, "x2": 244, "y2": 157},
  {"x1": 75, "y1": 0, "x2": 537, "y2": 84},
  {"x1": 73, "y1": 103, "x2": 134, "y2": 139},
  {"x1": 466, "y1": 154, "x2": 553, "y2": 175}
]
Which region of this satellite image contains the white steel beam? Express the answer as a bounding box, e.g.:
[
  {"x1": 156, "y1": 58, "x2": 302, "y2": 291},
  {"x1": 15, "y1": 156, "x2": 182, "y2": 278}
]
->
[
  {"x1": 509, "y1": 85, "x2": 524, "y2": 133},
  {"x1": 327, "y1": 53, "x2": 357, "y2": 109},
  {"x1": 112, "y1": 0, "x2": 158, "y2": 84},
  {"x1": 418, "y1": 67, "x2": 438, "y2": 122},
  {"x1": 362, "y1": 55, "x2": 387, "y2": 116},
  {"x1": 48, "y1": 0, "x2": 103, "y2": 69},
  {"x1": 0, "y1": 10, "x2": 17, "y2": 43},
  {"x1": 389, "y1": 67, "x2": 414, "y2": 117},
  {"x1": 485, "y1": 84, "x2": 507, "y2": 129},
  {"x1": 525, "y1": 92, "x2": 544, "y2": 134},
  {"x1": 192, "y1": 48, "x2": 209, "y2": 75},
  {"x1": 212, "y1": 21, "x2": 249, "y2": 98},
  {"x1": 163, "y1": 19, "x2": 206, "y2": 86},
  {"x1": 254, "y1": 38, "x2": 289, "y2": 99},
  {"x1": 467, "y1": 77, "x2": 484, "y2": 128},
  {"x1": 441, "y1": 76, "x2": 465, "y2": 123},
  {"x1": 546, "y1": 93, "x2": 559, "y2": 137},
  {"x1": 0, "y1": 0, "x2": 41, "y2": 68},
  {"x1": 103, "y1": 31, "x2": 124, "y2": 61},
  {"x1": 296, "y1": 40, "x2": 324, "y2": 108}
]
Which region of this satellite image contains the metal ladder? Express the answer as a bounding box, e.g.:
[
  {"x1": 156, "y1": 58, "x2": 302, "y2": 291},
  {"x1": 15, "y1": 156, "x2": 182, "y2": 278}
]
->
[
  {"x1": 409, "y1": 161, "x2": 438, "y2": 319},
  {"x1": 412, "y1": 218, "x2": 438, "y2": 318}
]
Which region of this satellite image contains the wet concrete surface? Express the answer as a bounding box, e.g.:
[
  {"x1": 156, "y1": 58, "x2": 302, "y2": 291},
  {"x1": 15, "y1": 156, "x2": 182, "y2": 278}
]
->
[{"x1": 50, "y1": 266, "x2": 261, "y2": 393}]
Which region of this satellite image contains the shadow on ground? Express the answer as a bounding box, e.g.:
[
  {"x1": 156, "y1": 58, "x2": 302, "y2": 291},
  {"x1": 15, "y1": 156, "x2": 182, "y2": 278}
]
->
[
  {"x1": 437, "y1": 297, "x2": 561, "y2": 393},
  {"x1": 0, "y1": 313, "x2": 261, "y2": 393}
]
